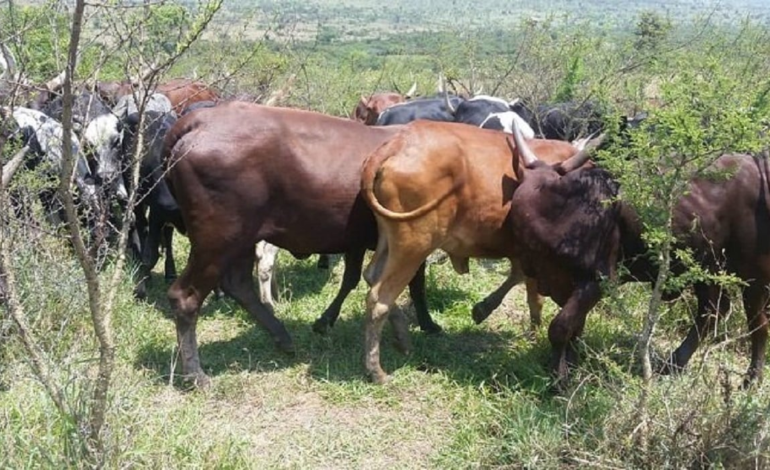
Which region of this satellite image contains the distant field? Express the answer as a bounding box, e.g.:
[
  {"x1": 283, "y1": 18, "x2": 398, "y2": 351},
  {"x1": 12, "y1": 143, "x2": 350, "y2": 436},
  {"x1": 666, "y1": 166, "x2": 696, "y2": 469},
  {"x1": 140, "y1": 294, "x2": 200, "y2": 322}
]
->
[{"x1": 209, "y1": 0, "x2": 770, "y2": 42}]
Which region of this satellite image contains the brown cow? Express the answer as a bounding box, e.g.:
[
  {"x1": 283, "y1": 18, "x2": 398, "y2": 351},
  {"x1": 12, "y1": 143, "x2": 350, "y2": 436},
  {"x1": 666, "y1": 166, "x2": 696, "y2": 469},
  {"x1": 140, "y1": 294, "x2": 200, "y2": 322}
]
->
[
  {"x1": 352, "y1": 83, "x2": 416, "y2": 125},
  {"x1": 164, "y1": 102, "x2": 441, "y2": 387},
  {"x1": 157, "y1": 78, "x2": 219, "y2": 115},
  {"x1": 507, "y1": 122, "x2": 770, "y2": 387},
  {"x1": 359, "y1": 120, "x2": 598, "y2": 384}
]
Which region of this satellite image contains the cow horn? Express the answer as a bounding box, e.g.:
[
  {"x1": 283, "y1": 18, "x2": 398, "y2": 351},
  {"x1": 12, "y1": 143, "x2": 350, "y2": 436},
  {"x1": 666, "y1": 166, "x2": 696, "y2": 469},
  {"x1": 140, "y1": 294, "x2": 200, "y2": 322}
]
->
[
  {"x1": 559, "y1": 133, "x2": 606, "y2": 173},
  {"x1": 405, "y1": 81, "x2": 417, "y2": 99},
  {"x1": 2, "y1": 145, "x2": 29, "y2": 188},
  {"x1": 264, "y1": 73, "x2": 296, "y2": 107},
  {"x1": 509, "y1": 98, "x2": 520, "y2": 108},
  {"x1": 474, "y1": 85, "x2": 483, "y2": 96},
  {"x1": 510, "y1": 115, "x2": 539, "y2": 166}
]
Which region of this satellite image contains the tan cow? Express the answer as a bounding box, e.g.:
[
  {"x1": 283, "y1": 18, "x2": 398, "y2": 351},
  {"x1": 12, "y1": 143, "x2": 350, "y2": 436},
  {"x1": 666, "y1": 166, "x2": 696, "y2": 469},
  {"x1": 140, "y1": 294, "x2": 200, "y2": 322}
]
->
[{"x1": 360, "y1": 120, "x2": 599, "y2": 384}]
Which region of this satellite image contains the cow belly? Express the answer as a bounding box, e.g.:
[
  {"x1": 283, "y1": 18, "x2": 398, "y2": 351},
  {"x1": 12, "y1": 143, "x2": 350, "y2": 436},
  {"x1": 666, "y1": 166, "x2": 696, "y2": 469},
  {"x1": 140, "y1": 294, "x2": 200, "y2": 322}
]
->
[
  {"x1": 263, "y1": 216, "x2": 376, "y2": 256},
  {"x1": 441, "y1": 230, "x2": 513, "y2": 259}
]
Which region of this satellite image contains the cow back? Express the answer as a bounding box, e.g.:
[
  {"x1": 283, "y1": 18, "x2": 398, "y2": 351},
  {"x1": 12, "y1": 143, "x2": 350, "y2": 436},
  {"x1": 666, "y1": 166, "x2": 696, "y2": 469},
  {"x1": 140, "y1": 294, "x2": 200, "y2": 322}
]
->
[{"x1": 165, "y1": 102, "x2": 402, "y2": 254}]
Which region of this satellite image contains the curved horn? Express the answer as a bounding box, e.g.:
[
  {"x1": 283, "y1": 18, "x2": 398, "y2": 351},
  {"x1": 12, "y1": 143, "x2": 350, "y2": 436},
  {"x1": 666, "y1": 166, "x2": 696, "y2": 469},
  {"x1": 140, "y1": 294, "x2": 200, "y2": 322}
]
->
[
  {"x1": 511, "y1": 114, "x2": 538, "y2": 166},
  {"x1": 508, "y1": 97, "x2": 520, "y2": 108},
  {"x1": 474, "y1": 85, "x2": 483, "y2": 96},
  {"x1": 265, "y1": 73, "x2": 296, "y2": 107},
  {"x1": 558, "y1": 133, "x2": 606, "y2": 173},
  {"x1": 2, "y1": 146, "x2": 29, "y2": 187},
  {"x1": 438, "y1": 74, "x2": 445, "y2": 94},
  {"x1": 405, "y1": 81, "x2": 417, "y2": 98}
]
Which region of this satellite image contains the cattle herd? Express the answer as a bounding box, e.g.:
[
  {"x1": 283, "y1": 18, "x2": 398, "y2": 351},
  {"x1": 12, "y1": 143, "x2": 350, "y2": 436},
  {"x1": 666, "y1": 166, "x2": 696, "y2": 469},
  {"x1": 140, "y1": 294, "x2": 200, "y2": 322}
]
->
[{"x1": 1, "y1": 56, "x2": 768, "y2": 391}]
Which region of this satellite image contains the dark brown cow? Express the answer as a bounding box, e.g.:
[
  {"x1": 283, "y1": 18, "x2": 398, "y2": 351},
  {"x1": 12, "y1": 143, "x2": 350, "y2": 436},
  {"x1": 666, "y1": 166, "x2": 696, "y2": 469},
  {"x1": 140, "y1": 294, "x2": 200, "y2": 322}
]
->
[
  {"x1": 157, "y1": 78, "x2": 219, "y2": 115},
  {"x1": 164, "y1": 102, "x2": 441, "y2": 387},
  {"x1": 507, "y1": 123, "x2": 770, "y2": 386},
  {"x1": 359, "y1": 120, "x2": 596, "y2": 384}
]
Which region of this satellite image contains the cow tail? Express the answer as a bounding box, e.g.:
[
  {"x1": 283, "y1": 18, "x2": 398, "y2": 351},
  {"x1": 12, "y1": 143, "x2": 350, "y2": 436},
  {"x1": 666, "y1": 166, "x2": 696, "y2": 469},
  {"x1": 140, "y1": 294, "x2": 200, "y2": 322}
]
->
[
  {"x1": 759, "y1": 152, "x2": 770, "y2": 217},
  {"x1": 361, "y1": 142, "x2": 464, "y2": 222}
]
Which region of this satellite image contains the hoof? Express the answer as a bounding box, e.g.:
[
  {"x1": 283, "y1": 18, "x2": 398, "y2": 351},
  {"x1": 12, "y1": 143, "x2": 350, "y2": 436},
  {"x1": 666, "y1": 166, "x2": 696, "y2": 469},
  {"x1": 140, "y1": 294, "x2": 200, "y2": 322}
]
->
[
  {"x1": 165, "y1": 274, "x2": 178, "y2": 282},
  {"x1": 471, "y1": 302, "x2": 491, "y2": 324},
  {"x1": 742, "y1": 373, "x2": 761, "y2": 390},
  {"x1": 420, "y1": 322, "x2": 443, "y2": 335},
  {"x1": 133, "y1": 285, "x2": 147, "y2": 300},
  {"x1": 369, "y1": 371, "x2": 391, "y2": 385},
  {"x1": 393, "y1": 339, "x2": 411, "y2": 356},
  {"x1": 184, "y1": 372, "x2": 211, "y2": 389},
  {"x1": 316, "y1": 255, "x2": 330, "y2": 270},
  {"x1": 276, "y1": 336, "x2": 295, "y2": 355},
  {"x1": 312, "y1": 317, "x2": 330, "y2": 335}
]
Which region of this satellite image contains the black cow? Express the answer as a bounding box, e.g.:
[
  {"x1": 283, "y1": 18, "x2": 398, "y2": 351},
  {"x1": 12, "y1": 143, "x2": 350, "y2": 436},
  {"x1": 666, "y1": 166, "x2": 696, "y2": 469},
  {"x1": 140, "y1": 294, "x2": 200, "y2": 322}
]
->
[
  {"x1": 120, "y1": 110, "x2": 180, "y2": 299},
  {"x1": 375, "y1": 94, "x2": 464, "y2": 126},
  {"x1": 507, "y1": 121, "x2": 770, "y2": 387},
  {"x1": 447, "y1": 95, "x2": 512, "y2": 125},
  {"x1": 511, "y1": 99, "x2": 606, "y2": 141}
]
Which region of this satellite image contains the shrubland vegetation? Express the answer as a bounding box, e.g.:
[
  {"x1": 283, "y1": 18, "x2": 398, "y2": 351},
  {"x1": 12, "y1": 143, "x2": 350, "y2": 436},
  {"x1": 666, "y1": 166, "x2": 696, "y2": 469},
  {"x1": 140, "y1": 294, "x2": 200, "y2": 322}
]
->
[{"x1": 2, "y1": 0, "x2": 770, "y2": 468}]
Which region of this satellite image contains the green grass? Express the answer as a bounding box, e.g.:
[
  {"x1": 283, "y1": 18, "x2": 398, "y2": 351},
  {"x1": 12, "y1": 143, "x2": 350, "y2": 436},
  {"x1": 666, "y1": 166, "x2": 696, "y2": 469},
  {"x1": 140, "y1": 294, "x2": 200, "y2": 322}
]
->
[{"x1": 2, "y1": 232, "x2": 770, "y2": 468}]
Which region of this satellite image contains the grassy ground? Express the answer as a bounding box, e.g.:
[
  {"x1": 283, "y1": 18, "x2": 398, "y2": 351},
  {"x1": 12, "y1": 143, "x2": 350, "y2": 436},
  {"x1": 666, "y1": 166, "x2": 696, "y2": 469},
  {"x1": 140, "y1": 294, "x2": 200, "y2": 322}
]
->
[{"x1": 2, "y1": 234, "x2": 770, "y2": 468}]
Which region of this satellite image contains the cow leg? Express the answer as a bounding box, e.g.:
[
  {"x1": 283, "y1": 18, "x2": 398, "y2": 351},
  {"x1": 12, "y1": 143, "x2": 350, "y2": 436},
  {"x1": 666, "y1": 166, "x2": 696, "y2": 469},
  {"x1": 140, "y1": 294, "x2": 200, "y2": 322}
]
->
[
  {"x1": 162, "y1": 225, "x2": 177, "y2": 281},
  {"x1": 526, "y1": 277, "x2": 544, "y2": 330},
  {"x1": 665, "y1": 283, "x2": 726, "y2": 375},
  {"x1": 364, "y1": 235, "x2": 388, "y2": 286},
  {"x1": 254, "y1": 241, "x2": 279, "y2": 309},
  {"x1": 219, "y1": 250, "x2": 293, "y2": 354},
  {"x1": 472, "y1": 260, "x2": 541, "y2": 325},
  {"x1": 365, "y1": 249, "x2": 429, "y2": 384},
  {"x1": 130, "y1": 227, "x2": 149, "y2": 300},
  {"x1": 407, "y1": 262, "x2": 442, "y2": 334},
  {"x1": 316, "y1": 254, "x2": 330, "y2": 270},
  {"x1": 167, "y1": 252, "x2": 221, "y2": 388},
  {"x1": 548, "y1": 281, "x2": 602, "y2": 383},
  {"x1": 142, "y1": 208, "x2": 164, "y2": 276},
  {"x1": 741, "y1": 282, "x2": 769, "y2": 387},
  {"x1": 312, "y1": 246, "x2": 366, "y2": 334}
]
